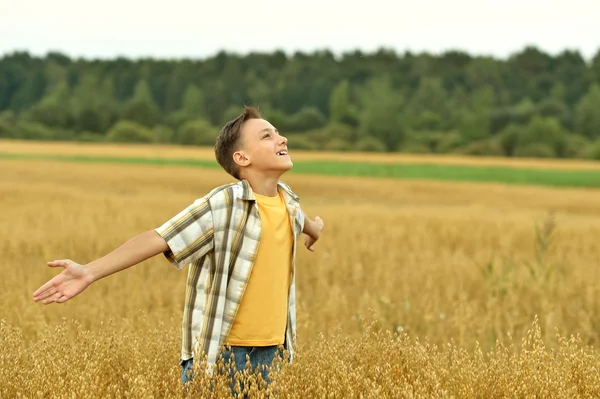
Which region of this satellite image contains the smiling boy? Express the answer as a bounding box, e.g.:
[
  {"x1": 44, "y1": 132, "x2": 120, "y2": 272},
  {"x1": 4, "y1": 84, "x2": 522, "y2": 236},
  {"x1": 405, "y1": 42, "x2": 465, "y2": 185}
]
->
[{"x1": 32, "y1": 106, "x2": 324, "y2": 392}]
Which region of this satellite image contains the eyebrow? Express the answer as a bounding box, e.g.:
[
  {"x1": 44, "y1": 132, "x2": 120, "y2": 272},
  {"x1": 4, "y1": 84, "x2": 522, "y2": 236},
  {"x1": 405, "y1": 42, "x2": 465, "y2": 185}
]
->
[{"x1": 257, "y1": 127, "x2": 278, "y2": 135}]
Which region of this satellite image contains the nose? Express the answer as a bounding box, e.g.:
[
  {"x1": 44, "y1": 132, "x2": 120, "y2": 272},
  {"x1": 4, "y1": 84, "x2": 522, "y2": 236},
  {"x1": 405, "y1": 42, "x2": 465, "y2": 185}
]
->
[{"x1": 280, "y1": 135, "x2": 288, "y2": 145}]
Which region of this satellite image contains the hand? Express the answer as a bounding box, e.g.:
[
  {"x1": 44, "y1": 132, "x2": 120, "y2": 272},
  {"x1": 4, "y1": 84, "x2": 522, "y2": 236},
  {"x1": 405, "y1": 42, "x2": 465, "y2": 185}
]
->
[
  {"x1": 304, "y1": 216, "x2": 324, "y2": 252},
  {"x1": 33, "y1": 259, "x2": 93, "y2": 305}
]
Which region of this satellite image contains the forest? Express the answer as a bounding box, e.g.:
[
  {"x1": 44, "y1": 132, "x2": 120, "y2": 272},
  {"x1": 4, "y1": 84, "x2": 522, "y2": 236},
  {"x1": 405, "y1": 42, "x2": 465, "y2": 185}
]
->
[{"x1": 1, "y1": 47, "x2": 600, "y2": 159}]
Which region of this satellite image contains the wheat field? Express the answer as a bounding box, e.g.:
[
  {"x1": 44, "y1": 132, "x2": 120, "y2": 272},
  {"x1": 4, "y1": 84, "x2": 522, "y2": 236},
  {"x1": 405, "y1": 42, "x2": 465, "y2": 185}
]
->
[
  {"x1": 2, "y1": 149, "x2": 600, "y2": 398},
  {"x1": 3, "y1": 139, "x2": 600, "y2": 170}
]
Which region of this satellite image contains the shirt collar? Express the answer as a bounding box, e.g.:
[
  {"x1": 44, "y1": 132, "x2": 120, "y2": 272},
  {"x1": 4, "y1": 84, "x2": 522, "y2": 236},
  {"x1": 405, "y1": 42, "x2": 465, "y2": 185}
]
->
[{"x1": 239, "y1": 179, "x2": 300, "y2": 203}]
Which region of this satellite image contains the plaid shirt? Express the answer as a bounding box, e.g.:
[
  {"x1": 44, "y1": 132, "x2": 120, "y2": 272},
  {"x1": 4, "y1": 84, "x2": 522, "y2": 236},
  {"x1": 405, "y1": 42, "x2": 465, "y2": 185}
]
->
[{"x1": 154, "y1": 179, "x2": 305, "y2": 370}]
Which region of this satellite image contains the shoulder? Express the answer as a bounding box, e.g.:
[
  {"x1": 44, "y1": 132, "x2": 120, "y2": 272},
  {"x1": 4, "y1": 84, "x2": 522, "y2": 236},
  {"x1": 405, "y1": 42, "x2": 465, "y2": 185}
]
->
[
  {"x1": 277, "y1": 180, "x2": 300, "y2": 202},
  {"x1": 202, "y1": 181, "x2": 245, "y2": 204}
]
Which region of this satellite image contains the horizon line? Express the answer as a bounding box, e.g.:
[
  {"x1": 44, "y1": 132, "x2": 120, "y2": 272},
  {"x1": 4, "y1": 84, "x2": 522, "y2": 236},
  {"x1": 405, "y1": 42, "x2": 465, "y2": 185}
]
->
[{"x1": 2, "y1": 44, "x2": 598, "y2": 63}]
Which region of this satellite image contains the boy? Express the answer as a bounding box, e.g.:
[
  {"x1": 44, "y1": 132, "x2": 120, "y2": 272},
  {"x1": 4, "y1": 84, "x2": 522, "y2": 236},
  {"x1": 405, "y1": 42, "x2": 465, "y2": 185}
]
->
[{"x1": 32, "y1": 106, "x2": 325, "y2": 392}]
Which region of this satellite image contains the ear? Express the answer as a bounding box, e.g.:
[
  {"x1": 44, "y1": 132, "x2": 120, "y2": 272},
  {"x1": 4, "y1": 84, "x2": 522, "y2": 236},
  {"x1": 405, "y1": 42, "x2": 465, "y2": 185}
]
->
[{"x1": 233, "y1": 150, "x2": 251, "y2": 168}]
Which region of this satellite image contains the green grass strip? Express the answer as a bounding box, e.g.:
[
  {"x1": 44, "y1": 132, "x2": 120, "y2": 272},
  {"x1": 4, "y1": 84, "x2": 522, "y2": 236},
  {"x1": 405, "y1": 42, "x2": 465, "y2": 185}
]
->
[{"x1": 1, "y1": 152, "x2": 599, "y2": 189}]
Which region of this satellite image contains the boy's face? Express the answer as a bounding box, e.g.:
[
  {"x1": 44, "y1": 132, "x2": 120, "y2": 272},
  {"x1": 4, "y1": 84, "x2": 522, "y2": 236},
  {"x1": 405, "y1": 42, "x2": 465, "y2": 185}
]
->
[{"x1": 234, "y1": 118, "x2": 293, "y2": 177}]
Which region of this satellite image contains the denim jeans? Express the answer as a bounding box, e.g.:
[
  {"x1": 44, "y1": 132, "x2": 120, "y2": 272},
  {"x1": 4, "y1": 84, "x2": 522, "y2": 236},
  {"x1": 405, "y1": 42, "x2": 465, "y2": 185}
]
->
[{"x1": 181, "y1": 345, "x2": 284, "y2": 395}]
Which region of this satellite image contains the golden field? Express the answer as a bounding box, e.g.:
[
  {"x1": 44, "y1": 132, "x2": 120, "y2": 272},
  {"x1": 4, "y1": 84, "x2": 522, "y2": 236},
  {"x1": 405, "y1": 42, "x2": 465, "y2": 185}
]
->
[
  {"x1": 3, "y1": 138, "x2": 600, "y2": 171},
  {"x1": 2, "y1": 144, "x2": 600, "y2": 398}
]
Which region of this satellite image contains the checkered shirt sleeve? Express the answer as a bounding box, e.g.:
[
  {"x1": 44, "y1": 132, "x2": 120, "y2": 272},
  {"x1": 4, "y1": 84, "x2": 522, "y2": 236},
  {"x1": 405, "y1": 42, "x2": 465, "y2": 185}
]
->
[{"x1": 154, "y1": 197, "x2": 214, "y2": 269}]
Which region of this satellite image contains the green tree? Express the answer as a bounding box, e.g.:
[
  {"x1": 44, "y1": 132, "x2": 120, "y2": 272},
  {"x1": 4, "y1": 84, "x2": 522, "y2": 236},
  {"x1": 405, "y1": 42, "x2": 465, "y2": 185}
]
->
[
  {"x1": 221, "y1": 105, "x2": 245, "y2": 125},
  {"x1": 458, "y1": 86, "x2": 494, "y2": 140},
  {"x1": 245, "y1": 71, "x2": 272, "y2": 109},
  {"x1": 220, "y1": 54, "x2": 246, "y2": 106},
  {"x1": 574, "y1": 83, "x2": 600, "y2": 139},
  {"x1": 324, "y1": 138, "x2": 352, "y2": 152},
  {"x1": 163, "y1": 63, "x2": 192, "y2": 113},
  {"x1": 358, "y1": 76, "x2": 406, "y2": 151},
  {"x1": 322, "y1": 123, "x2": 358, "y2": 143},
  {"x1": 592, "y1": 50, "x2": 600, "y2": 85},
  {"x1": 287, "y1": 134, "x2": 317, "y2": 150},
  {"x1": 70, "y1": 72, "x2": 116, "y2": 134},
  {"x1": 506, "y1": 46, "x2": 553, "y2": 103},
  {"x1": 458, "y1": 110, "x2": 489, "y2": 141},
  {"x1": 152, "y1": 125, "x2": 174, "y2": 144},
  {"x1": 180, "y1": 84, "x2": 206, "y2": 118},
  {"x1": 437, "y1": 50, "x2": 472, "y2": 90},
  {"x1": 28, "y1": 80, "x2": 74, "y2": 129},
  {"x1": 518, "y1": 116, "x2": 567, "y2": 157},
  {"x1": 329, "y1": 80, "x2": 351, "y2": 122},
  {"x1": 354, "y1": 136, "x2": 387, "y2": 152},
  {"x1": 563, "y1": 134, "x2": 591, "y2": 158},
  {"x1": 490, "y1": 107, "x2": 512, "y2": 134},
  {"x1": 2, "y1": 47, "x2": 600, "y2": 159},
  {"x1": 535, "y1": 98, "x2": 571, "y2": 129},
  {"x1": 260, "y1": 108, "x2": 292, "y2": 133},
  {"x1": 465, "y1": 57, "x2": 503, "y2": 92},
  {"x1": 6, "y1": 69, "x2": 46, "y2": 111},
  {"x1": 406, "y1": 77, "x2": 449, "y2": 130},
  {"x1": 203, "y1": 80, "x2": 229, "y2": 125},
  {"x1": 456, "y1": 140, "x2": 504, "y2": 156},
  {"x1": 288, "y1": 107, "x2": 327, "y2": 132},
  {"x1": 498, "y1": 124, "x2": 523, "y2": 156},
  {"x1": 513, "y1": 143, "x2": 556, "y2": 158},
  {"x1": 43, "y1": 60, "x2": 69, "y2": 92},
  {"x1": 15, "y1": 120, "x2": 58, "y2": 140},
  {"x1": 413, "y1": 111, "x2": 442, "y2": 131},
  {"x1": 0, "y1": 110, "x2": 17, "y2": 138},
  {"x1": 510, "y1": 98, "x2": 536, "y2": 125},
  {"x1": 552, "y1": 50, "x2": 590, "y2": 106},
  {"x1": 121, "y1": 80, "x2": 161, "y2": 127},
  {"x1": 589, "y1": 139, "x2": 600, "y2": 160},
  {"x1": 106, "y1": 120, "x2": 154, "y2": 143},
  {"x1": 168, "y1": 84, "x2": 207, "y2": 127},
  {"x1": 550, "y1": 82, "x2": 567, "y2": 102},
  {"x1": 175, "y1": 120, "x2": 217, "y2": 146}
]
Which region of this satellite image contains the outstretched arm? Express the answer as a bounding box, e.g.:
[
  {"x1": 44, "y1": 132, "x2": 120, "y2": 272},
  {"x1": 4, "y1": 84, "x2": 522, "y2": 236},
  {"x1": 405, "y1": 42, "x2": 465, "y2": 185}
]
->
[
  {"x1": 302, "y1": 213, "x2": 324, "y2": 252},
  {"x1": 33, "y1": 230, "x2": 168, "y2": 305}
]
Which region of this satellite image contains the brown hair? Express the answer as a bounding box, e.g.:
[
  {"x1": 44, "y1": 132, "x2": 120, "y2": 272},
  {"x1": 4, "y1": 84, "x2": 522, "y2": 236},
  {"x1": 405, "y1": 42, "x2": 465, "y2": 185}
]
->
[{"x1": 214, "y1": 106, "x2": 262, "y2": 180}]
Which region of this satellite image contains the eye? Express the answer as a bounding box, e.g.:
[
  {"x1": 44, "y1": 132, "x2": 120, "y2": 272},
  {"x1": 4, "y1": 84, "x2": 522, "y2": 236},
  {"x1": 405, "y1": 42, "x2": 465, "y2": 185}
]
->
[{"x1": 262, "y1": 133, "x2": 270, "y2": 139}]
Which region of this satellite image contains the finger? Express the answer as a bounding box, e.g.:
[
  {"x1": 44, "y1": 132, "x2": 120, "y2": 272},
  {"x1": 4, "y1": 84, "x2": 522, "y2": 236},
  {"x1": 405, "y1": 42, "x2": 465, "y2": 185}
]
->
[
  {"x1": 47, "y1": 260, "x2": 70, "y2": 268},
  {"x1": 44, "y1": 292, "x2": 62, "y2": 305},
  {"x1": 33, "y1": 286, "x2": 57, "y2": 301},
  {"x1": 43, "y1": 296, "x2": 56, "y2": 305},
  {"x1": 33, "y1": 280, "x2": 57, "y2": 299},
  {"x1": 56, "y1": 295, "x2": 69, "y2": 304}
]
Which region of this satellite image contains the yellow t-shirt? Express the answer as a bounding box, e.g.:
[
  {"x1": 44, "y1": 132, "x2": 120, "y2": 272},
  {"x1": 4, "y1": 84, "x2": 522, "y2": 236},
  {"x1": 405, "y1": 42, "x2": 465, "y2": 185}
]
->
[{"x1": 225, "y1": 191, "x2": 294, "y2": 346}]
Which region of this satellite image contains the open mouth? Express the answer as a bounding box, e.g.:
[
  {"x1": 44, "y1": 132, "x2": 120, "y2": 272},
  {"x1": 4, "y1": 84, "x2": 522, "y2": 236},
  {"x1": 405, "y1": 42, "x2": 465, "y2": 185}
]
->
[{"x1": 276, "y1": 150, "x2": 288, "y2": 156}]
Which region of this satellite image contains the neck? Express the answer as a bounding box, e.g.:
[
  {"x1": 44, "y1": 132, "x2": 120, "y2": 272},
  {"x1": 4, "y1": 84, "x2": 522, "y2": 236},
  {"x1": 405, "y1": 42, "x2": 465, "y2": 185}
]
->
[{"x1": 242, "y1": 172, "x2": 281, "y2": 197}]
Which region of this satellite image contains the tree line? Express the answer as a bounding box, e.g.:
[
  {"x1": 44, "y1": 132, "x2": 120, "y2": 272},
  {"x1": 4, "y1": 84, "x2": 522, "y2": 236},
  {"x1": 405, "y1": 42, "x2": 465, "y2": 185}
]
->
[{"x1": 1, "y1": 47, "x2": 600, "y2": 159}]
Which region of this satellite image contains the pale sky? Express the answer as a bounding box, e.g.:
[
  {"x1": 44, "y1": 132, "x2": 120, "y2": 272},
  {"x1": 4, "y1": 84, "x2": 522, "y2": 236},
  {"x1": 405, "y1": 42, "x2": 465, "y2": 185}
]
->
[{"x1": 2, "y1": 0, "x2": 599, "y2": 60}]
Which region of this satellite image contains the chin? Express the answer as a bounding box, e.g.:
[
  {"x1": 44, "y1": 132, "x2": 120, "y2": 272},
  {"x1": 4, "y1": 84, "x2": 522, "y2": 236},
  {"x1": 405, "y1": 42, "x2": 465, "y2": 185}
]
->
[{"x1": 275, "y1": 161, "x2": 293, "y2": 176}]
